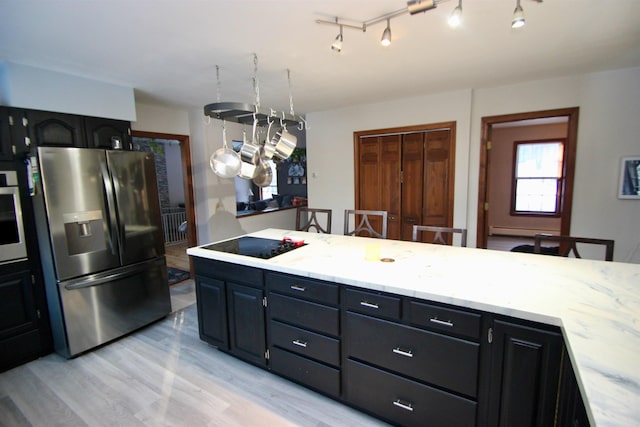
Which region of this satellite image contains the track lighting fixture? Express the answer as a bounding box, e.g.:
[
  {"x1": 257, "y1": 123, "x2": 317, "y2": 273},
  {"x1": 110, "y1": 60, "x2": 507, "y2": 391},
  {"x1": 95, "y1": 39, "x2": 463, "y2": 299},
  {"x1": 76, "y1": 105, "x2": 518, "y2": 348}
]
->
[
  {"x1": 380, "y1": 19, "x2": 391, "y2": 47},
  {"x1": 448, "y1": 0, "x2": 462, "y2": 29},
  {"x1": 317, "y1": 0, "x2": 542, "y2": 50},
  {"x1": 331, "y1": 24, "x2": 343, "y2": 52},
  {"x1": 512, "y1": 0, "x2": 525, "y2": 28}
]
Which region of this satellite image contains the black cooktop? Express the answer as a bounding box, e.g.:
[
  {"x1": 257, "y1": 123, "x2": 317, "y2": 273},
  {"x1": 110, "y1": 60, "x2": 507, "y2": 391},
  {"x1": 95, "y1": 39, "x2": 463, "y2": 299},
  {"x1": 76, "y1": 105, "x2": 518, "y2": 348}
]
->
[{"x1": 202, "y1": 236, "x2": 306, "y2": 259}]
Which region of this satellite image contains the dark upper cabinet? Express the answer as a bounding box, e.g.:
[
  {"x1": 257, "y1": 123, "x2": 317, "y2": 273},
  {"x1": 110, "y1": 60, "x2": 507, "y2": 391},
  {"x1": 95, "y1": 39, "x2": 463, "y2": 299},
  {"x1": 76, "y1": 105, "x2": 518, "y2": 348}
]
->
[
  {"x1": 26, "y1": 110, "x2": 86, "y2": 148},
  {"x1": 487, "y1": 318, "x2": 563, "y2": 427},
  {"x1": 84, "y1": 117, "x2": 131, "y2": 150},
  {"x1": 0, "y1": 107, "x2": 31, "y2": 159},
  {"x1": 0, "y1": 107, "x2": 12, "y2": 160}
]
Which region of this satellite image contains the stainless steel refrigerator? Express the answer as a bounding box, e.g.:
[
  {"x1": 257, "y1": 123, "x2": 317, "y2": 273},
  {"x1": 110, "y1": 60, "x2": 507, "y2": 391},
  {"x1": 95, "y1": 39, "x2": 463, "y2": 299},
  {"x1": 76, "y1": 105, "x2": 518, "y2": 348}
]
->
[{"x1": 34, "y1": 146, "x2": 171, "y2": 358}]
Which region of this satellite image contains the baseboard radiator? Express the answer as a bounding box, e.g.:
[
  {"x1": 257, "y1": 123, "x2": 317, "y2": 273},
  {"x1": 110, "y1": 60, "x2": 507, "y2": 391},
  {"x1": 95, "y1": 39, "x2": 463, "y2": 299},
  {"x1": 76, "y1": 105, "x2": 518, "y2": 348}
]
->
[{"x1": 489, "y1": 226, "x2": 560, "y2": 237}]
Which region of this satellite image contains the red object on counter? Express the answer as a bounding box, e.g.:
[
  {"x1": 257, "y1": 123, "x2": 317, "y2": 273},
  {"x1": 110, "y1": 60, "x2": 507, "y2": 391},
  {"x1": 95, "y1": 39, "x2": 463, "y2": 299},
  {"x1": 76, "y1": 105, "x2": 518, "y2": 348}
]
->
[{"x1": 282, "y1": 237, "x2": 305, "y2": 247}]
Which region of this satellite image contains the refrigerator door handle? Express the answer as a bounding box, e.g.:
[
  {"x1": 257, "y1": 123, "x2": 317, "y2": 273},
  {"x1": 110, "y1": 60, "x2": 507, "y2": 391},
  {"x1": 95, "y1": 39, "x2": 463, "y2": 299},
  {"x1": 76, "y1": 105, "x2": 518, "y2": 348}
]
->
[
  {"x1": 100, "y1": 161, "x2": 119, "y2": 256},
  {"x1": 63, "y1": 261, "x2": 151, "y2": 290}
]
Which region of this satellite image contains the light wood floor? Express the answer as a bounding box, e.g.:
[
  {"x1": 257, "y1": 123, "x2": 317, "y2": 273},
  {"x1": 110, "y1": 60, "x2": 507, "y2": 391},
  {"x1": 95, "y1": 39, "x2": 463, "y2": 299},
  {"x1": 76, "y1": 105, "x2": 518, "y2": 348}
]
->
[
  {"x1": 0, "y1": 297, "x2": 388, "y2": 427},
  {"x1": 165, "y1": 242, "x2": 190, "y2": 272}
]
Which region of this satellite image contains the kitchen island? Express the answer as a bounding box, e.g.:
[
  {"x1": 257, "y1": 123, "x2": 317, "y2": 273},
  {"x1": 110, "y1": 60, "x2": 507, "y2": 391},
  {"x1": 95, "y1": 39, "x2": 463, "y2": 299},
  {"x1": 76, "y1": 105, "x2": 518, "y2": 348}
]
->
[{"x1": 187, "y1": 228, "x2": 640, "y2": 427}]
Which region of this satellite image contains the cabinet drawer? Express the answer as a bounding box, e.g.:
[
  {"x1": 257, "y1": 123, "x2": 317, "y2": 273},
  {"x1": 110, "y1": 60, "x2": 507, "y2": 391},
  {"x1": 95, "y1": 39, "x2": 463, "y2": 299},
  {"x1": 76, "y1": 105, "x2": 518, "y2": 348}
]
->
[
  {"x1": 193, "y1": 258, "x2": 262, "y2": 288},
  {"x1": 343, "y1": 288, "x2": 401, "y2": 320},
  {"x1": 270, "y1": 347, "x2": 340, "y2": 398},
  {"x1": 344, "y1": 312, "x2": 479, "y2": 398},
  {"x1": 268, "y1": 293, "x2": 339, "y2": 336},
  {"x1": 266, "y1": 272, "x2": 338, "y2": 305},
  {"x1": 270, "y1": 320, "x2": 340, "y2": 367},
  {"x1": 407, "y1": 300, "x2": 481, "y2": 340},
  {"x1": 344, "y1": 359, "x2": 477, "y2": 427}
]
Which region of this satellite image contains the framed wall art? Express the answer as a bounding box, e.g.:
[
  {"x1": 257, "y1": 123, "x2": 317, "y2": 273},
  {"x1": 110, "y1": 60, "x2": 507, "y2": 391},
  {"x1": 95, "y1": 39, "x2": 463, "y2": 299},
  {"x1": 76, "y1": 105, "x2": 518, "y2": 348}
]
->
[{"x1": 618, "y1": 156, "x2": 640, "y2": 199}]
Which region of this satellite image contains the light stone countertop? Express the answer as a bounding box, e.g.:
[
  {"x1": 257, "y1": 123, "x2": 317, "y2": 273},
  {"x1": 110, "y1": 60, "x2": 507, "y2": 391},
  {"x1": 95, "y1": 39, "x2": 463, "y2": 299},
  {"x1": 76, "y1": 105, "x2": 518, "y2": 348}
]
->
[{"x1": 187, "y1": 228, "x2": 640, "y2": 427}]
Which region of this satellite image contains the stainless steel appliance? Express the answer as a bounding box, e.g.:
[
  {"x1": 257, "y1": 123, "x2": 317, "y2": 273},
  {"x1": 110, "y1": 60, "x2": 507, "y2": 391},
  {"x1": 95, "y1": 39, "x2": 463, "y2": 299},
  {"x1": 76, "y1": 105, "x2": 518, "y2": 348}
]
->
[
  {"x1": 203, "y1": 236, "x2": 306, "y2": 259},
  {"x1": 0, "y1": 170, "x2": 27, "y2": 264},
  {"x1": 34, "y1": 147, "x2": 171, "y2": 358}
]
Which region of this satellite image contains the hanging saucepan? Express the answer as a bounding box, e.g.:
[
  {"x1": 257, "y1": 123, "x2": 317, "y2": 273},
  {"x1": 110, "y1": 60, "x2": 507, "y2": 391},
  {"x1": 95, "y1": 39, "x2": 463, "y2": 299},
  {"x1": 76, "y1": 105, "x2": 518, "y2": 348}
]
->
[
  {"x1": 238, "y1": 117, "x2": 261, "y2": 179},
  {"x1": 265, "y1": 116, "x2": 297, "y2": 160},
  {"x1": 210, "y1": 122, "x2": 241, "y2": 179},
  {"x1": 252, "y1": 148, "x2": 273, "y2": 187}
]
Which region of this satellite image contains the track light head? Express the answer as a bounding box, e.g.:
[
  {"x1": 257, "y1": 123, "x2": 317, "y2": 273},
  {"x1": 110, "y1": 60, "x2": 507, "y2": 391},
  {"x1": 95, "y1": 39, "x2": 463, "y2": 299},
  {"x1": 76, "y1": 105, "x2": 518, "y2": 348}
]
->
[
  {"x1": 448, "y1": 0, "x2": 462, "y2": 29},
  {"x1": 331, "y1": 25, "x2": 343, "y2": 52},
  {"x1": 407, "y1": 0, "x2": 436, "y2": 15},
  {"x1": 512, "y1": 0, "x2": 525, "y2": 28},
  {"x1": 380, "y1": 19, "x2": 391, "y2": 47}
]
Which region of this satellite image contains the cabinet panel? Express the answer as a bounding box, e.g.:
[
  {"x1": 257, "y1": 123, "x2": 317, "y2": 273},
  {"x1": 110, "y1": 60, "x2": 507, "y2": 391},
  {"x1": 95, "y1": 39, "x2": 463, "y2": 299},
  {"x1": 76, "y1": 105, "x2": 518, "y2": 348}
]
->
[
  {"x1": 26, "y1": 110, "x2": 86, "y2": 148},
  {"x1": 401, "y1": 132, "x2": 424, "y2": 241},
  {"x1": 407, "y1": 300, "x2": 481, "y2": 341},
  {"x1": 344, "y1": 311, "x2": 479, "y2": 398},
  {"x1": 194, "y1": 275, "x2": 228, "y2": 349},
  {"x1": 379, "y1": 135, "x2": 402, "y2": 240},
  {"x1": 0, "y1": 107, "x2": 13, "y2": 160},
  {"x1": 227, "y1": 282, "x2": 266, "y2": 366},
  {"x1": 488, "y1": 319, "x2": 562, "y2": 427},
  {"x1": 343, "y1": 288, "x2": 401, "y2": 320},
  {"x1": 270, "y1": 320, "x2": 340, "y2": 367},
  {"x1": 84, "y1": 117, "x2": 131, "y2": 150},
  {"x1": 344, "y1": 359, "x2": 477, "y2": 427},
  {"x1": 269, "y1": 292, "x2": 339, "y2": 336},
  {"x1": 270, "y1": 346, "x2": 340, "y2": 398},
  {"x1": 356, "y1": 137, "x2": 380, "y2": 211},
  {"x1": 0, "y1": 269, "x2": 37, "y2": 339},
  {"x1": 266, "y1": 272, "x2": 338, "y2": 305},
  {"x1": 423, "y1": 129, "x2": 453, "y2": 226}
]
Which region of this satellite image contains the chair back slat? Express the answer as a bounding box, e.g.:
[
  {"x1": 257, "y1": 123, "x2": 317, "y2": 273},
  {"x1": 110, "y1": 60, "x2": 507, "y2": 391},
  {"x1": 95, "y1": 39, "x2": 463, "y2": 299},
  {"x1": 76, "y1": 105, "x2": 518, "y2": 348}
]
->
[
  {"x1": 533, "y1": 234, "x2": 614, "y2": 261},
  {"x1": 296, "y1": 207, "x2": 332, "y2": 234},
  {"x1": 412, "y1": 225, "x2": 467, "y2": 247},
  {"x1": 344, "y1": 210, "x2": 388, "y2": 239}
]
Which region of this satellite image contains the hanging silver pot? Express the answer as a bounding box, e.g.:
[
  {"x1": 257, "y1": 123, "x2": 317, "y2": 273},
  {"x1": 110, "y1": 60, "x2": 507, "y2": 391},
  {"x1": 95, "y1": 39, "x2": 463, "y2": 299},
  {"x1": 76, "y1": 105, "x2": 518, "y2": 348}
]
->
[
  {"x1": 210, "y1": 123, "x2": 241, "y2": 179},
  {"x1": 238, "y1": 118, "x2": 261, "y2": 179},
  {"x1": 253, "y1": 154, "x2": 273, "y2": 187},
  {"x1": 265, "y1": 123, "x2": 297, "y2": 161}
]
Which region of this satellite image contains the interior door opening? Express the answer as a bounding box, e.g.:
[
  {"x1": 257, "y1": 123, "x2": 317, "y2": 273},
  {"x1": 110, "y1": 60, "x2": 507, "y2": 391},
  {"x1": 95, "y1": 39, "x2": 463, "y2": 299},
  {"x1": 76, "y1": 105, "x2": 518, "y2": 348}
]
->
[{"x1": 477, "y1": 108, "x2": 579, "y2": 251}]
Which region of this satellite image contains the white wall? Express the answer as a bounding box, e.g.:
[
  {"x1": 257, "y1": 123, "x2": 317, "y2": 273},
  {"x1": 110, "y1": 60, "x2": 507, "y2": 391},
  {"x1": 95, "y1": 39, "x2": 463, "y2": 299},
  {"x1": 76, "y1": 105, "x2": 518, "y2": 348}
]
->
[
  {"x1": 187, "y1": 111, "x2": 298, "y2": 244},
  {"x1": 0, "y1": 61, "x2": 135, "y2": 120},
  {"x1": 164, "y1": 142, "x2": 184, "y2": 206},
  {"x1": 132, "y1": 102, "x2": 190, "y2": 135},
  {"x1": 306, "y1": 67, "x2": 640, "y2": 262},
  {"x1": 305, "y1": 89, "x2": 473, "y2": 237}
]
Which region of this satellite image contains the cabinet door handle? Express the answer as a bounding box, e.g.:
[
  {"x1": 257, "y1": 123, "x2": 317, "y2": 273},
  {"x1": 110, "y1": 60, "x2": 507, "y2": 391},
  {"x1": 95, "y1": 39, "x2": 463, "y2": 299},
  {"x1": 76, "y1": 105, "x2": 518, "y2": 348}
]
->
[
  {"x1": 393, "y1": 399, "x2": 414, "y2": 412},
  {"x1": 392, "y1": 347, "x2": 413, "y2": 358},
  {"x1": 360, "y1": 301, "x2": 379, "y2": 309},
  {"x1": 429, "y1": 318, "x2": 454, "y2": 327},
  {"x1": 292, "y1": 339, "x2": 307, "y2": 348},
  {"x1": 290, "y1": 285, "x2": 306, "y2": 292}
]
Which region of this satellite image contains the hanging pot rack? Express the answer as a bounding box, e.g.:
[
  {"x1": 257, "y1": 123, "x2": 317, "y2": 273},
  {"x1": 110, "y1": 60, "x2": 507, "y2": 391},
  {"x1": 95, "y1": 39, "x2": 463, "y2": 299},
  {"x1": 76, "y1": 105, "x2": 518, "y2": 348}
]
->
[{"x1": 203, "y1": 101, "x2": 302, "y2": 128}]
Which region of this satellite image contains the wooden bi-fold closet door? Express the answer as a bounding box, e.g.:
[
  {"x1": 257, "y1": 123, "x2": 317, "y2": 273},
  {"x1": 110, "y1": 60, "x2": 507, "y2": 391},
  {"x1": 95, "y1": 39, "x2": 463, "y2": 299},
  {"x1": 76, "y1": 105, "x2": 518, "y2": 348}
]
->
[{"x1": 355, "y1": 123, "x2": 455, "y2": 242}]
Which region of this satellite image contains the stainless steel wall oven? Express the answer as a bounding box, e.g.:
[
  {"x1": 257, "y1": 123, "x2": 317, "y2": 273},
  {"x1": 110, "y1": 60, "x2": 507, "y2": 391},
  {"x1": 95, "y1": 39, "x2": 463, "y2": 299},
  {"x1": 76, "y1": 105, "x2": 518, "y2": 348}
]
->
[{"x1": 0, "y1": 170, "x2": 27, "y2": 263}]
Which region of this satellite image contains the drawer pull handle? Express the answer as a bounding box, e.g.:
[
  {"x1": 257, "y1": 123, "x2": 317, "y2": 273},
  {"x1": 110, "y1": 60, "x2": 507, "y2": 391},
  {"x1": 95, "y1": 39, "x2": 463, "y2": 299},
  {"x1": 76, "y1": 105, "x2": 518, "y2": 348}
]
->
[
  {"x1": 393, "y1": 399, "x2": 414, "y2": 412},
  {"x1": 292, "y1": 339, "x2": 307, "y2": 348},
  {"x1": 360, "y1": 301, "x2": 379, "y2": 309},
  {"x1": 430, "y1": 318, "x2": 454, "y2": 327},
  {"x1": 392, "y1": 347, "x2": 413, "y2": 358},
  {"x1": 290, "y1": 285, "x2": 306, "y2": 292}
]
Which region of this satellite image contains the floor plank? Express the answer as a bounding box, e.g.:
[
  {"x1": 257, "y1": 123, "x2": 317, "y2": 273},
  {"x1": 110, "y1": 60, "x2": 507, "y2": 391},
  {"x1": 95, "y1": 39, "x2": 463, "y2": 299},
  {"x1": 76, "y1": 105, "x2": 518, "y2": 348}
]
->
[{"x1": 0, "y1": 303, "x2": 389, "y2": 427}]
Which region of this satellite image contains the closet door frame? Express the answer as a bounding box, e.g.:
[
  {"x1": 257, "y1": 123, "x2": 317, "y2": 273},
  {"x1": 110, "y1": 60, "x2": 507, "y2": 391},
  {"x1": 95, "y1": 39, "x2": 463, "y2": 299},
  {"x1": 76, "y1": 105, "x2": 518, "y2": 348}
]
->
[{"x1": 354, "y1": 122, "x2": 456, "y2": 241}]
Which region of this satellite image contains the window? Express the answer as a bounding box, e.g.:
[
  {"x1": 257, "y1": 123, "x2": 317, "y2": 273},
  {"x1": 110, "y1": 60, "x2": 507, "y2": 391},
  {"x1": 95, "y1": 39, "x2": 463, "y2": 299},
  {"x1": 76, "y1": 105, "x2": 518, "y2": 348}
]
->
[{"x1": 512, "y1": 140, "x2": 565, "y2": 215}]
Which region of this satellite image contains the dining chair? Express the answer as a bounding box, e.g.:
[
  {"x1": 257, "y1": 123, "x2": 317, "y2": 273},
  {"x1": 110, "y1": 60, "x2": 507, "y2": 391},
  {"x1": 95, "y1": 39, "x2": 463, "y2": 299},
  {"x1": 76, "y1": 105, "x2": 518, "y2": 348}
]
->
[
  {"x1": 344, "y1": 209, "x2": 388, "y2": 239},
  {"x1": 295, "y1": 207, "x2": 332, "y2": 234},
  {"x1": 412, "y1": 225, "x2": 467, "y2": 247},
  {"x1": 533, "y1": 234, "x2": 614, "y2": 261}
]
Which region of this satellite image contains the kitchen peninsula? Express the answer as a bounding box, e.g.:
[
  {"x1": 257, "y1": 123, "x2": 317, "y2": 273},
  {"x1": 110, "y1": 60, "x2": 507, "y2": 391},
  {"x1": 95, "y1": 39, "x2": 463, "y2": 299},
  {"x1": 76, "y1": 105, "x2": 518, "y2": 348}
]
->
[{"x1": 187, "y1": 228, "x2": 640, "y2": 427}]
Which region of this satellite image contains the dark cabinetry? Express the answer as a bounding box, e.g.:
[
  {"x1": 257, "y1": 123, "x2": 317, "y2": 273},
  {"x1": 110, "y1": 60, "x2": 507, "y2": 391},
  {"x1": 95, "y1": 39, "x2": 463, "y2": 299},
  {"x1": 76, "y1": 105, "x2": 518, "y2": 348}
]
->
[
  {"x1": 0, "y1": 262, "x2": 50, "y2": 371},
  {"x1": 25, "y1": 109, "x2": 86, "y2": 148},
  {"x1": 193, "y1": 257, "x2": 266, "y2": 366},
  {"x1": 193, "y1": 256, "x2": 585, "y2": 427},
  {"x1": 83, "y1": 116, "x2": 131, "y2": 150},
  {"x1": 487, "y1": 318, "x2": 563, "y2": 427},
  {"x1": 266, "y1": 272, "x2": 341, "y2": 397},
  {"x1": 342, "y1": 287, "x2": 480, "y2": 426},
  {"x1": 0, "y1": 107, "x2": 30, "y2": 158},
  {"x1": 0, "y1": 107, "x2": 13, "y2": 160}
]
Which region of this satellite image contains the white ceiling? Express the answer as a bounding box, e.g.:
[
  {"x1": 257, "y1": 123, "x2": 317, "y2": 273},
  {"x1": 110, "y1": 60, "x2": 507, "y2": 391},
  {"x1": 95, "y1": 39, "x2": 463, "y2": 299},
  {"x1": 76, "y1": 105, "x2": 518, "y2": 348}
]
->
[{"x1": 1, "y1": 0, "x2": 639, "y2": 118}]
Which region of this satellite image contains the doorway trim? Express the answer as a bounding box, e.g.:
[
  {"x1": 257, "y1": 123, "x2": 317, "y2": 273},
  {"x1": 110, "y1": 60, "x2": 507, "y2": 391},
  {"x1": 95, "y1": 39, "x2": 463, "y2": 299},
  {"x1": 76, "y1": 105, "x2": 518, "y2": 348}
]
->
[
  {"x1": 132, "y1": 130, "x2": 196, "y2": 273},
  {"x1": 476, "y1": 107, "x2": 580, "y2": 248}
]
